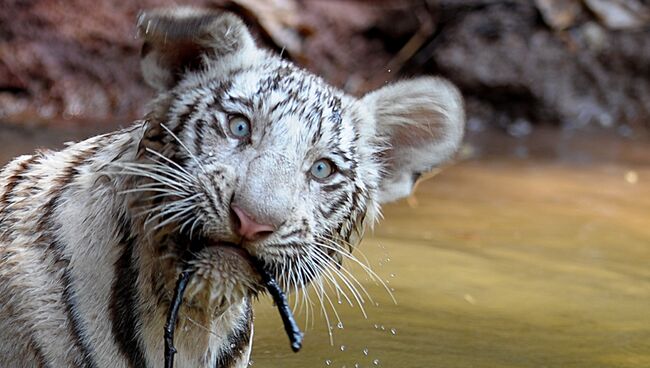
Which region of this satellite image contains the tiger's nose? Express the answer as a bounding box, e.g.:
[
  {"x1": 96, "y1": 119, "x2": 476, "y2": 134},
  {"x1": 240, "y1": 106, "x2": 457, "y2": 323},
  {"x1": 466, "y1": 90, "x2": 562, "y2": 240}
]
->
[{"x1": 231, "y1": 205, "x2": 275, "y2": 241}]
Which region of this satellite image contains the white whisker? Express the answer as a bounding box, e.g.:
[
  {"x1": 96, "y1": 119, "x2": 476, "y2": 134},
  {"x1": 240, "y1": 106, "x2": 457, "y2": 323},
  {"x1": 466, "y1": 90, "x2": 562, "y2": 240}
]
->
[{"x1": 160, "y1": 123, "x2": 207, "y2": 173}]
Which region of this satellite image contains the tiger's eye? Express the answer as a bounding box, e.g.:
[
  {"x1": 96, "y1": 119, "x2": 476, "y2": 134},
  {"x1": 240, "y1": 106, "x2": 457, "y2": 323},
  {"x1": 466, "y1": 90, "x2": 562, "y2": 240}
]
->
[
  {"x1": 310, "y1": 159, "x2": 334, "y2": 180},
  {"x1": 228, "y1": 116, "x2": 251, "y2": 139}
]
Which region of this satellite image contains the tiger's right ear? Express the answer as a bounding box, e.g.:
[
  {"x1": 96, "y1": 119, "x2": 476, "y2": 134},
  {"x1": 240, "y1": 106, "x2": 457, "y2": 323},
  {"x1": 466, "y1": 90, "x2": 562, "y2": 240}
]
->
[{"x1": 137, "y1": 7, "x2": 257, "y2": 91}]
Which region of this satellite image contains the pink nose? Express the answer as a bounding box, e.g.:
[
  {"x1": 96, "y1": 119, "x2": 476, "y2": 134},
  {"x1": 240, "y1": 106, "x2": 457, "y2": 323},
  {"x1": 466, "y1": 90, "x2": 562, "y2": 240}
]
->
[{"x1": 231, "y1": 205, "x2": 275, "y2": 241}]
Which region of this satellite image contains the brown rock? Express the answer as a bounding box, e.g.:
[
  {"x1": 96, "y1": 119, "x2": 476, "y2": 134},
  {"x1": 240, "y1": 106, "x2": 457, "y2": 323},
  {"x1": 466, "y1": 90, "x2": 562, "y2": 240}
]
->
[
  {"x1": 1, "y1": 0, "x2": 649, "y2": 135},
  {"x1": 584, "y1": 0, "x2": 650, "y2": 30},
  {"x1": 535, "y1": 0, "x2": 583, "y2": 30}
]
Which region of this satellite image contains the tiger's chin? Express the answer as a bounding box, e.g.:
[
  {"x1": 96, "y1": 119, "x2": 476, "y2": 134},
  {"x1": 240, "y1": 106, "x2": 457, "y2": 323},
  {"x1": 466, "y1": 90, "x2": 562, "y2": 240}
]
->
[{"x1": 183, "y1": 241, "x2": 264, "y2": 313}]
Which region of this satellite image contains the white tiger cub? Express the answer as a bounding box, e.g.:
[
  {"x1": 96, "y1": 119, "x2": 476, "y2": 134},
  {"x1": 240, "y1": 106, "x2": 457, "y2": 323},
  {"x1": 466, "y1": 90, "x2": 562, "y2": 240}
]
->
[{"x1": 0, "y1": 7, "x2": 464, "y2": 368}]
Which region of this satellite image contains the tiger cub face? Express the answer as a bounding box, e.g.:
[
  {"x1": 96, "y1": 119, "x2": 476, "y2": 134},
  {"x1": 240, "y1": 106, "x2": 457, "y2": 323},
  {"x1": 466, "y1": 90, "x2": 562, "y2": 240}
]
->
[{"x1": 134, "y1": 8, "x2": 464, "y2": 310}]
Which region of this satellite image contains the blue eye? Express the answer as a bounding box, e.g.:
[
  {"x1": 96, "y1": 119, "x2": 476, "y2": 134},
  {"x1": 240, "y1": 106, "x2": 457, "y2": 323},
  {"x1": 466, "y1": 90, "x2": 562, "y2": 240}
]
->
[
  {"x1": 310, "y1": 159, "x2": 334, "y2": 180},
  {"x1": 228, "y1": 116, "x2": 251, "y2": 139}
]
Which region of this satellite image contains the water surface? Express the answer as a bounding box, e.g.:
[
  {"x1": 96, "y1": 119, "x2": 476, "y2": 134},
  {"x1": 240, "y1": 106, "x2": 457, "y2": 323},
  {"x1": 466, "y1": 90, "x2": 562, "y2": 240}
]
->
[
  {"x1": 252, "y1": 131, "x2": 650, "y2": 368},
  {"x1": 1, "y1": 125, "x2": 648, "y2": 367}
]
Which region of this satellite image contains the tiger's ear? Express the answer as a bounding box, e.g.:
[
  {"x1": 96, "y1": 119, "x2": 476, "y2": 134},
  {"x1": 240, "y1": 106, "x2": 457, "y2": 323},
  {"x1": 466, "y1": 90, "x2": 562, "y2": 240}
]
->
[
  {"x1": 137, "y1": 7, "x2": 257, "y2": 91},
  {"x1": 362, "y1": 77, "x2": 465, "y2": 203}
]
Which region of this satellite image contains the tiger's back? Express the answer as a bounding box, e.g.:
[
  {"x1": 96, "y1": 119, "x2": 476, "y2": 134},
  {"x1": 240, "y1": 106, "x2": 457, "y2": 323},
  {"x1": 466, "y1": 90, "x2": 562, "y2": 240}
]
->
[{"x1": 0, "y1": 131, "x2": 142, "y2": 367}]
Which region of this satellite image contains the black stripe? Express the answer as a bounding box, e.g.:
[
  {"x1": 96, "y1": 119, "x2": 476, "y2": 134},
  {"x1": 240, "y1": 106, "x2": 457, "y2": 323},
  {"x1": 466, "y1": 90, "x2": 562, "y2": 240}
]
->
[
  {"x1": 195, "y1": 119, "x2": 207, "y2": 154},
  {"x1": 175, "y1": 81, "x2": 232, "y2": 145},
  {"x1": 205, "y1": 92, "x2": 227, "y2": 139},
  {"x1": 280, "y1": 228, "x2": 305, "y2": 240},
  {"x1": 0, "y1": 154, "x2": 39, "y2": 201},
  {"x1": 0, "y1": 155, "x2": 40, "y2": 231},
  {"x1": 215, "y1": 301, "x2": 253, "y2": 368},
  {"x1": 35, "y1": 147, "x2": 101, "y2": 368},
  {"x1": 61, "y1": 266, "x2": 100, "y2": 368},
  {"x1": 172, "y1": 91, "x2": 204, "y2": 136},
  {"x1": 321, "y1": 181, "x2": 345, "y2": 193},
  {"x1": 110, "y1": 222, "x2": 148, "y2": 368},
  {"x1": 29, "y1": 337, "x2": 51, "y2": 368},
  {"x1": 321, "y1": 193, "x2": 350, "y2": 218}
]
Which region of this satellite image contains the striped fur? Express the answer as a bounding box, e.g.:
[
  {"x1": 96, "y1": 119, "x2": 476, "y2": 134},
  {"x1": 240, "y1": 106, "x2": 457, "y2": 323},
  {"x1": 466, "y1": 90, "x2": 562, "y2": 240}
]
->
[{"x1": 0, "y1": 7, "x2": 464, "y2": 368}]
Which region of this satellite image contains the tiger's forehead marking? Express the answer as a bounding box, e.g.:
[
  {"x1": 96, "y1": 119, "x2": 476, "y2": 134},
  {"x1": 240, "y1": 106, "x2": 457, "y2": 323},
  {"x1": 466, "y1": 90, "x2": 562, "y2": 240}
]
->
[{"x1": 216, "y1": 59, "x2": 355, "y2": 156}]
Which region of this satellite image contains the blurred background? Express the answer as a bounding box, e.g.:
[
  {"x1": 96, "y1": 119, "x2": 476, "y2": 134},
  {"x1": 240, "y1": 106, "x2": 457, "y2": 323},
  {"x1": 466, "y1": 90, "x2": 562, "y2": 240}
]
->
[{"x1": 1, "y1": 0, "x2": 649, "y2": 367}]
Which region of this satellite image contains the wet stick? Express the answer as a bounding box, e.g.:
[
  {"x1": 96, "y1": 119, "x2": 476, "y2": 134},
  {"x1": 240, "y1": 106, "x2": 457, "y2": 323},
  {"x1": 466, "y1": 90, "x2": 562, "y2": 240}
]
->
[
  {"x1": 164, "y1": 270, "x2": 193, "y2": 368},
  {"x1": 252, "y1": 258, "x2": 304, "y2": 352},
  {"x1": 163, "y1": 259, "x2": 302, "y2": 368}
]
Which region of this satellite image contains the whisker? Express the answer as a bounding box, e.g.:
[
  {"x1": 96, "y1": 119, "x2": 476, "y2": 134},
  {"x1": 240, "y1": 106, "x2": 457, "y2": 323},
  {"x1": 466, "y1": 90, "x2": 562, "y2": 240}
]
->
[
  {"x1": 189, "y1": 215, "x2": 204, "y2": 239},
  {"x1": 111, "y1": 167, "x2": 191, "y2": 193},
  {"x1": 153, "y1": 206, "x2": 197, "y2": 230},
  {"x1": 316, "y1": 240, "x2": 396, "y2": 304},
  {"x1": 160, "y1": 123, "x2": 207, "y2": 173},
  {"x1": 145, "y1": 147, "x2": 194, "y2": 178},
  {"x1": 298, "y1": 256, "x2": 342, "y2": 332},
  {"x1": 314, "y1": 248, "x2": 374, "y2": 306},
  {"x1": 308, "y1": 253, "x2": 354, "y2": 308},
  {"x1": 181, "y1": 312, "x2": 218, "y2": 337},
  {"x1": 108, "y1": 160, "x2": 192, "y2": 184},
  {"x1": 142, "y1": 199, "x2": 195, "y2": 224}
]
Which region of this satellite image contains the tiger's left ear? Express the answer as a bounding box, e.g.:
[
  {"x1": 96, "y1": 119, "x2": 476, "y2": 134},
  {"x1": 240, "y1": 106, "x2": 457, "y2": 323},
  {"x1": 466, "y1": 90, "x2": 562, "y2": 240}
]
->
[
  {"x1": 362, "y1": 77, "x2": 465, "y2": 203},
  {"x1": 137, "y1": 7, "x2": 257, "y2": 91}
]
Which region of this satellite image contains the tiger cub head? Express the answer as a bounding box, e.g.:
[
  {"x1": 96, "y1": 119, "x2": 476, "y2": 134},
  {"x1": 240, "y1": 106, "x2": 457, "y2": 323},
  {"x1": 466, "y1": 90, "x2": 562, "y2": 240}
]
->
[{"x1": 133, "y1": 7, "x2": 464, "y2": 310}]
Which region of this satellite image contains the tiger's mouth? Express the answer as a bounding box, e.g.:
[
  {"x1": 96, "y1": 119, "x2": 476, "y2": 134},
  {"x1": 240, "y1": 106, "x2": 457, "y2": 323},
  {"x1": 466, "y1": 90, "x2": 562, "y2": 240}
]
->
[
  {"x1": 206, "y1": 240, "x2": 255, "y2": 266},
  {"x1": 165, "y1": 238, "x2": 304, "y2": 365},
  {"x1": 176, "y1": 235, "x2": 270, "y2": 303}
]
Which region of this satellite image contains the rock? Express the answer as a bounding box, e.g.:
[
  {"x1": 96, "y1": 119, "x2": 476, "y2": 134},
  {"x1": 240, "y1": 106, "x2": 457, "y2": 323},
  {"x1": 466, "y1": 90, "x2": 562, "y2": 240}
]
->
[
  {"x1": 409, "y1": 1, "x2": 650, "y2": 132},
  {"x1": 584, "y1": 0, "x2": 650, "y2": 30},
  {"x1": 535, "y1": 0, "x2": 583, "y2": 30},
  {"x1": 0, "y1": 0, "x2": 649, "y2": 134}
]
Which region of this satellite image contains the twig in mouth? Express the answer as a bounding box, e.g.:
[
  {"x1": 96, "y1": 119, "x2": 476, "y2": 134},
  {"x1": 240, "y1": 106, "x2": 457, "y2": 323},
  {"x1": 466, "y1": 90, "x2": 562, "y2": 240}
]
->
[
  {"x1": 164, "y1": 270, "x2": 194, "y2": 368},
  {"x1": 163, "y1": 257, "x2": 303, "y2": 368},
  {"x1": 252, "y1": 258, "x2": 304, "y2": 352}
]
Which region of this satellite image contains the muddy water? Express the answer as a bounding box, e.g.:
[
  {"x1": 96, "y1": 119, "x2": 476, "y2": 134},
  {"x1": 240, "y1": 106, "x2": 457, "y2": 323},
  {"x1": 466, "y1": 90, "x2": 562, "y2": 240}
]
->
[
  {"x1": 252, "y1": 132, "x2": 650, "y2": 368},
  {"x1": 1, "y1": 125, "x2": 649, "y2": 367}
]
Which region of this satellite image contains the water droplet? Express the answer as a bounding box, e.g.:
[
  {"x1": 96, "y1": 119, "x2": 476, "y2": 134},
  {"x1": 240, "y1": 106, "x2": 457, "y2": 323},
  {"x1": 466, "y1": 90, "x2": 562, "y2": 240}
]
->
[
  {"x1": 355, "y1": 364, "x2": 360, "y2": 368},
  {"x1": 337, "y1": 322, "x2": 344, "y2": 329},
  {"x1": 625, "y1": 171, "x2": 639, "y2": 184},
  {"x1": 390, "y1": 273, "x2": 395, "y2": 278},
  {"x1": 387, "y1": 69, "x2": 392, "y2": 73},
  {"x1": 325, "y1": 359, "x2": 332, "y2": 366},
  {"x1": 373, "y1": 324, "x2": 379, "y2": 329},
  {"x1": 375, "y1": 302, "x2": 380, "y2": 307},
  {"x1": 363, "y1": 348, "x2": 369, "y2": 356},
  {"x1": 248, "y1": 360, "x2": 254, "y2": 366},
  {"x1": 230, "y1": 343, "x2": 236, "y2": 348},
  {"x1": 373, "y1": 359, "x2": 380, "y2": 365},
  {"x1": 390, "y1": 328, "x2": 397, "y2": 335},
  {"x1": 340, "y1": 345, "x2": 346, "y2": 351},
  {"x1": 380, "y1": 325, "x2": 385, "y2": 331}
]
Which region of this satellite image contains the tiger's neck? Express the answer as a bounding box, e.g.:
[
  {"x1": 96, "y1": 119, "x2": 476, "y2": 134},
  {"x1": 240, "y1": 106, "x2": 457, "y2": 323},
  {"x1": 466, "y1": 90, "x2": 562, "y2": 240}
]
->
[
  {"x1": 103, "y1": 124, "x2": 255, "y2": 367},
  {"x1": 2, "y1": 123, "x2": 254, "y2": 367}
]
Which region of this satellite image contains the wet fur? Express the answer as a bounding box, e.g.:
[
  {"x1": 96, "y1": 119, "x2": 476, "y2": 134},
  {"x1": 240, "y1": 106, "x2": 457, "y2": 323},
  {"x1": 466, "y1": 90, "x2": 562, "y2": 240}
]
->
[{"x1": 0, "y1": 7, "x2": 464, "y2": 368}]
